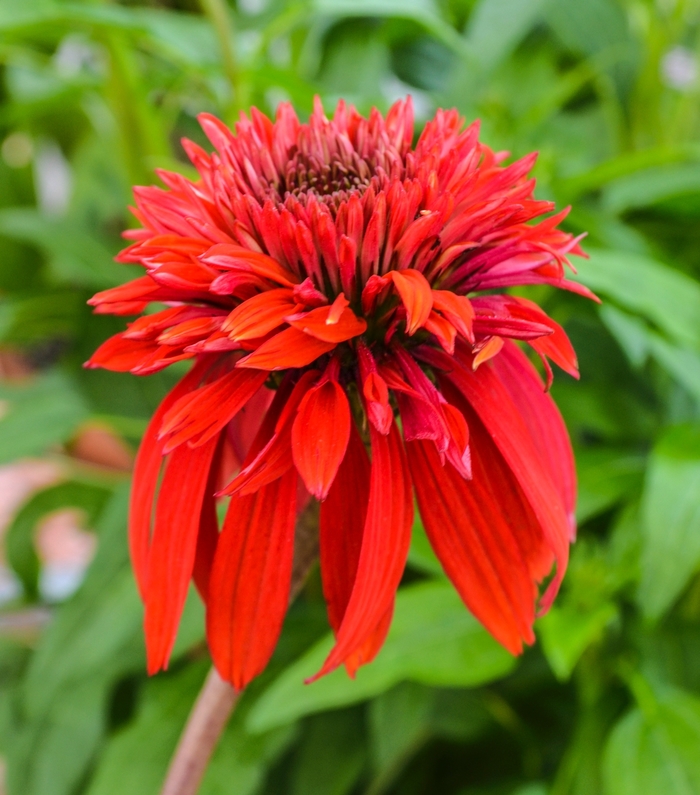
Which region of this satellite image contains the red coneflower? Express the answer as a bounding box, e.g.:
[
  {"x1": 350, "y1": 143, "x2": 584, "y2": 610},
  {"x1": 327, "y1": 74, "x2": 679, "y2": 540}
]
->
[{"x1": 87, "y1": 97, "x2": 592, "y2": 691}]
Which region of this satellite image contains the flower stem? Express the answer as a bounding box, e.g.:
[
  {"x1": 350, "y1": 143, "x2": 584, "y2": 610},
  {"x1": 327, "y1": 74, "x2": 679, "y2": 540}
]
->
[{"x1": 160, "y1": 502, "x2": 319, "y2": 795}]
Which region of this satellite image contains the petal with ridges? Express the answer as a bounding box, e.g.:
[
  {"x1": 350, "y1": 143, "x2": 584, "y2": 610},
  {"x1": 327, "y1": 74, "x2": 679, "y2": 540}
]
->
[
  {"x1": 319, "y1": 421, "x2": 371, "y2": 633},
  {"x1": 292, "y1": 379, "x2": 351, "y2": 499},
  {"x1": 312, "y1": 418, "x2": 413, "y2": 680},
  {"x1": 129, "y1": 358, "x2": 211, "y2": 599},
  {"x1": 145, "y1": 433, "x2": 220, "y2": 674},
  {"x1": 207, "y1": 469, "x2": 298, "y2": 689}
]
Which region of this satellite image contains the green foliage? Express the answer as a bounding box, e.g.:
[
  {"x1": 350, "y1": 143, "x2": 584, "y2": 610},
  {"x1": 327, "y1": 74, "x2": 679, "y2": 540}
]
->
[{"x1": 1, "y1": 0, "x2": 700, "y2": 792}]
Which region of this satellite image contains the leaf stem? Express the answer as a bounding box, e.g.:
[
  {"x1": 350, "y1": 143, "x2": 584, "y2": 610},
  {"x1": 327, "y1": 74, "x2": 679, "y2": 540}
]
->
[{"x1": 159, "y1": 501, "x2": 319, "y2": 795}]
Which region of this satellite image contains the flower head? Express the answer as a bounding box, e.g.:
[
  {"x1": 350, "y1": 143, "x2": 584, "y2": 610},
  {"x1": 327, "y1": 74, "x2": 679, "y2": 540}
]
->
[{"x1": 87, "y1": 98, "x2": 591, "y2": 690}]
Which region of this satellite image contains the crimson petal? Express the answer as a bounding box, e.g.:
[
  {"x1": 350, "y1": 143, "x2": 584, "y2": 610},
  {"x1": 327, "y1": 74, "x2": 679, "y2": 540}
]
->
[
  {"x1": 312, "y1": 417, "x2": 413, "y2": 680},
  {"x1": 207, "y1": 469, "x2": 298, "y2": 689}
]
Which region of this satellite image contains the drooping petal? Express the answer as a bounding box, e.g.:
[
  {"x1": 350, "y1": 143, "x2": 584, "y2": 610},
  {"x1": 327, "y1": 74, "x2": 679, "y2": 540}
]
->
[
  {"x1": 491, "y1": 341, "x2": 577, "y2": 534},
  {"x1": 292, "y1": 379, "x2": 351, "y2": 499},
  {"x1": 421, "y1": 344, "x2": 570, "y2": 612},
  {"x1": 407, "y1": 412, "x2": 550, "y2": 654},
  {"x1": 319, "y1": 421, "x2": 371, "y2": 633},
  {"x1": 144, "y1": 433, "x2": 220, "y2": 674},
  {"x1": 192, "y1": 438, "x2": 225, "y2": 603},
  {"x1": 312, "y1": 417, "x2": 413, "y2": 680},
  {"x1": 207, "y1": 469, "x2": 298, "y2": 689},
  {"x1": 129, "y1": 358, "x2": 211, "y2": 599}
]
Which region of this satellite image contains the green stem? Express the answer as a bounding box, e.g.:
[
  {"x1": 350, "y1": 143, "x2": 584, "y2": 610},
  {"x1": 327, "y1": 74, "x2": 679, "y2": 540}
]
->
[{"x1": 199, "y1": 0, "x2": 247, "y2": 118}]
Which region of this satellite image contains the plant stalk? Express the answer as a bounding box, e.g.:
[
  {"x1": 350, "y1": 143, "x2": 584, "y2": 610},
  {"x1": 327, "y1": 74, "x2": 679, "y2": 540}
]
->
[{"x1": 160, "y1": 502, "x2": 319, "y2": 795}]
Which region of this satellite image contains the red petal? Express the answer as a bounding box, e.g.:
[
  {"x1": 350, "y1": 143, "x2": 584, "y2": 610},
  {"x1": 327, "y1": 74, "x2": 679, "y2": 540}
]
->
[
  {"x1": 423, "y1": 344, "x2": 571, "y2": 612},
  {"x1": 319, "y1": 421, "x2": 371, "y2": 633},
  {"x1": 207, "y1": 469, "x2": 298, "y2": 689},
  {"x1": 491, "y1": 341, "x2": 577, "y2": 534},
  {"x1": 237, "y1": 327, "x2": 337, "y2": 370},
  {"x1": 287, "y1": 304, "x2": 367, "y2": 343},
  {"x1": 145, "y1": 433, "x2": 220, "y2": 674},
  {"x1": 192, "y1": 439, "x2": 225, "y2": 603},
  {"x1": 85, "y1": 334, "x2": 159, "y2": 372},
  {"x1": 200, "y1": 244, "x2": 299, "y2": 287},
  {"x1": 511, "y1": 297, "x2": 579, "y2": 382},
  {"x1": 312, "y1": 418, "x2": 413, "y2": 680},
  {"x1": 292, "y1": 380, "x2": 351, "y2": 499},
  {"x1": 388, "y1": 269, "x2": 433, "y2": 335},
  {"x1": 159, "y1": 368, "x2": 269, "y2": 452},
  {"x1": 406, "y1": 410, "x2": 546, "y2": 655},
  {"x1": 222, "y1": 371, "x2": 318, "y2": 495},
  {"x1": 431, "y1": 290, "x2": 474, "y2": 342},
  {"x1": 129, "y1": 358, "x2": 210, "y2": 599},
  {"x1": 221, "y1": 288, "x2": 298, "y2": 341}
]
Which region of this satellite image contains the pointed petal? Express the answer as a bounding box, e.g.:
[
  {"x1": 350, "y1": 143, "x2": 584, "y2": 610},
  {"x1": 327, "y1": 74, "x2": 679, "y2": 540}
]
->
[
  {"x1": 319, "y1": 421, "x2": 371, "y2": 633},
  {"x1": 160, "y1": 368, "x2": 269, "y2": 452},
  {"x1": 207, "y1": 469, "x2": 298, "y2": 689},
  {"x1": 287, "y1": 304, "x2": 367, "y2": 343},
  {"x1": 85, "y1": 334, "x2": 158, "y2": 372},
  {"x1": 312, "y1": 418, "x2": 413, "y2": 680},
  {"x1": 222, "y1": 288, "x2": 298, "y2": 341},
  {"x1": 237, "y1": 327, "x2": 337, "y2": 370},
  {"x1": 144, "y1": 433, "x2": 220, "y2": 674},
  {"x1": 200, "y1": 244, "x2": 299, "y2": 286},
  {"x1": 388, "y1": 269, "x2": 433, "y2": 335},
  {"x1": 292, "y1": 380, "x2": 351, "y2": 499}
]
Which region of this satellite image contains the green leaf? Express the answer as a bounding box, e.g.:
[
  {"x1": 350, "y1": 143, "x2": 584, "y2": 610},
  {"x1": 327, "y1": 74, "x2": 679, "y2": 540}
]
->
[
  {"x1": 85, "y1": 663, "x2": 208, "y2": 795},
  {"x1": 600, "y1": 305, "x2": 700, "y2": 403},
  {"x1": 7, "y1": 676, "x2": 107, "y2": 795},
  {"x1": 0, "y1": 371, "x2": 89, "y2": 465},
  {"x1": 466, "y1": 0, "x2": 546, "y2": 71},
  {"x1": 248, "y1": 580, "x2": 515, "y2": 732},
  {"x1": 311, "y1": 0, "x2": 465, "y2": 53},
  {"x1": 5, "y1": 480, "x2": 111, "y2": 598},
  {"x1": 366, "y1": 683, "x2": 493, "y2": 793},
  {"x1": 638, "y1": 424, "x2": 700, "y2": 621},
  {"x1": 575, "y1": 447, "x2": 645, "y2": 524},
  {"x1": 291, "y1": 709, "x2": 366, "y2": 795},
  {"x1": 602, "y1": 164, "x2": 700, "y2": 215},
  {"x1": 544, "y1": 0, "x2": 630, "y2": 56},
  {"x1": 574, "y1": 249, "x2": 700, "y2": 351},
  {"x1": 538, "y1": 601, "x2": 617, "y2": 680},
  {"x1": 0, "y1": 209, "x2": 132, "y2": 289},
  {"x1": 603, "y1": 689, "x2": 700, "y2": 795},
  {"x1": 87, "y1": 662, "x2": 297, "y2": 795}
]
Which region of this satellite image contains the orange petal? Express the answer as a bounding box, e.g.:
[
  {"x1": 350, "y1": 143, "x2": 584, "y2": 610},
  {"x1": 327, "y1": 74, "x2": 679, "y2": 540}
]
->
[
  {"x1": 237, "y1": 327, "x2": 337, "y2": 370},
  {"x1": 287, "y1": 304, "x2": 367, "y2": 343},
  {"x1": 387, "y1": 269, "x2": 433, "y2": 335}
]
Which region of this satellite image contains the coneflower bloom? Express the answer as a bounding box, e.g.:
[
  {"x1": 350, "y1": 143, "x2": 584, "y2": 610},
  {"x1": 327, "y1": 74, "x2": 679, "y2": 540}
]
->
[{"x1": 87, "y1": 98, "x2": 592, "y2": 691}]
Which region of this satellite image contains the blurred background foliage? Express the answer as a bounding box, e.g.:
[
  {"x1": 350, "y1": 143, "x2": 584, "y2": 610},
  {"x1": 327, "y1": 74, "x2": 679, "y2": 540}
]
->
[{"x1": 1, "y1": 0, "x2": 700, "y2": 793}]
